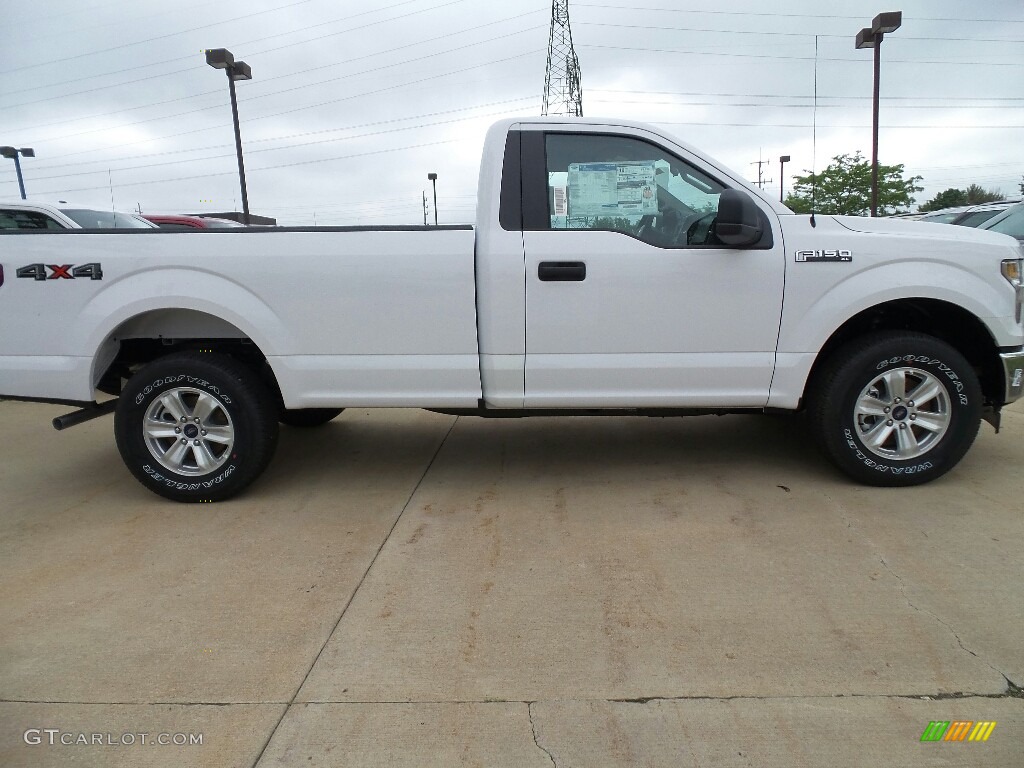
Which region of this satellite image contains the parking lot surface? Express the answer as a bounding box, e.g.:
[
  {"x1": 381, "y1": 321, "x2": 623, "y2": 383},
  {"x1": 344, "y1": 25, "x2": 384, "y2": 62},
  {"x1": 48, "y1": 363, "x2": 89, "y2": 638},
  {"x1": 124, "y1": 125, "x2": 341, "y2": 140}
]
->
[{"x1": 1, "y1": 400, "x2": 1021, "y2": 766}]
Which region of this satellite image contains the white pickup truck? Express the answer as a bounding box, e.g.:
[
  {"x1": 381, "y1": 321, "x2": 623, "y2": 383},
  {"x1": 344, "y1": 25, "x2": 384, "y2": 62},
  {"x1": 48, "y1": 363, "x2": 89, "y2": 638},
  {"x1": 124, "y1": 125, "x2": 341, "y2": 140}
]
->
[{"x1": 1, "y1": 117, "x2": 1022, "y2": 502}]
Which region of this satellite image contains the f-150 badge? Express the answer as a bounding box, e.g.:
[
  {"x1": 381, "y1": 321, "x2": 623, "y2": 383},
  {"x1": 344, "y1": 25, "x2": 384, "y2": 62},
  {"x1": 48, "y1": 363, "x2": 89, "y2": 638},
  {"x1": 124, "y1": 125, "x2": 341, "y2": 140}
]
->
[
  {"x1": 795, "y1": 249, "x2": 852, "y2": 263},
  {"x1": 16, "y1": 263, "x2": 103, "y2": 280}
]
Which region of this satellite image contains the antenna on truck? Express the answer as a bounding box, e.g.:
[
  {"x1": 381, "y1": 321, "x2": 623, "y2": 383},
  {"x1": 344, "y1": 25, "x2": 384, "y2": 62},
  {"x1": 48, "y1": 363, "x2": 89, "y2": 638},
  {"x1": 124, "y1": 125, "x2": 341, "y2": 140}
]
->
[
  {"x1": 108, "y1": 169, "x2": 118, "y2": 227},
  {"x1": 810, "y1": 35, "x2": 818, "y2": 228}
]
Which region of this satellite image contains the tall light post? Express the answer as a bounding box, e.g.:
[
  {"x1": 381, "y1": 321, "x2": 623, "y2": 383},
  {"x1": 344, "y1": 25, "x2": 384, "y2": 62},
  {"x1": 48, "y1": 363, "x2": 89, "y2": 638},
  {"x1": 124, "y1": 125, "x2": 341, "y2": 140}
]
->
[
  {"x1": 1, "y1": 146, "x2": 35, "y2": 200},
  {"x1": 856, "y1": 11, "x2": 902, "y2": 217},
  {"x1": 427, "y1": 173, "x2": 438, "y2": 226},
  {"x1": 778, "y1": 155, "x2": 791, "y2": 203},
  {"x1": 206, "y1": 48, "x2": 252, "y2": 225}
]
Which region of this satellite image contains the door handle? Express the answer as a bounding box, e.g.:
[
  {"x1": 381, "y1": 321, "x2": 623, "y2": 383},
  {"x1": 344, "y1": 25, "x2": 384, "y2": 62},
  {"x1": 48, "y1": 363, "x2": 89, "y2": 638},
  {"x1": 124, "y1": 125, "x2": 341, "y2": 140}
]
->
[{"x1": 538, "y1": 261, "x2": 586, "y2": 281}]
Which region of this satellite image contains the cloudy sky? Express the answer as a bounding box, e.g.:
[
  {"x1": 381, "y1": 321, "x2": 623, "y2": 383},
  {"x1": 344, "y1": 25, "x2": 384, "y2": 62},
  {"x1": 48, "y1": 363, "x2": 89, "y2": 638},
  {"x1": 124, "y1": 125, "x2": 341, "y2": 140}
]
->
[{"x1": 1, "y1": 0, "x2": 1022, "y2": 225}]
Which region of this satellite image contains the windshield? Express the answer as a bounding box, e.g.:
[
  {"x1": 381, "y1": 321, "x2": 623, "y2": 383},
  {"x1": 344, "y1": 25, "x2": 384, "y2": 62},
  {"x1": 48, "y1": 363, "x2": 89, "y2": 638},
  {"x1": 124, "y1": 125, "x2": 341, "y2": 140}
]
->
[
  {"x1": 919, "y1": 212, "x2": 961, "y2": 224},
  {"x1": 59, "y1": 209, "x2": 155, "y2": 228},
  {"x1": 954, "y1": 210, "x2": 1003, "y2": 228}
]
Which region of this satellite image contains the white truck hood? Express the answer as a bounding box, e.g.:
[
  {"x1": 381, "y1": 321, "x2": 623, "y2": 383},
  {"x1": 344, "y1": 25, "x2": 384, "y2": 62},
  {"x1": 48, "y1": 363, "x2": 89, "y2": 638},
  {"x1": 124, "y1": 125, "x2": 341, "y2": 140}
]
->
[{"x1": 830, "y1": 215, "x2": 1018, "y2": 248}]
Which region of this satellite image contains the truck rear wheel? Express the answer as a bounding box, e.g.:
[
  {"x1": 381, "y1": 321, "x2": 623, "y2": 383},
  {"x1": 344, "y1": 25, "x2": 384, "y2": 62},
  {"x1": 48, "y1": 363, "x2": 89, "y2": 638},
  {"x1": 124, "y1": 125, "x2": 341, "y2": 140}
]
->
[
  {"x1": 279, "y1": 407, "x2": 343, "y2": 427},
  {"x1": 809, "y1": 332, "x2": 981, "y2": 486},
  {"x1": 114, "y1": 352, "x2": 279, "y2": 502}
]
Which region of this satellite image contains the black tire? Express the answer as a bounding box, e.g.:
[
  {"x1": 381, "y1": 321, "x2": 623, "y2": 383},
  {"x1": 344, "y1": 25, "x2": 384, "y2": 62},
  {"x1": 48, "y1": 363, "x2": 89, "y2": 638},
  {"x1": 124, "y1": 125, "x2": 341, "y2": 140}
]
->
[
  {"x1": 114, "y1": 352, "x2": 279, "y2": 502},
  {"x1": 809, "y1": 332, "x2": 981, "y2": 486},
  {"x1": 279, "y1": 407, "x2": 343, "y2": 428}
]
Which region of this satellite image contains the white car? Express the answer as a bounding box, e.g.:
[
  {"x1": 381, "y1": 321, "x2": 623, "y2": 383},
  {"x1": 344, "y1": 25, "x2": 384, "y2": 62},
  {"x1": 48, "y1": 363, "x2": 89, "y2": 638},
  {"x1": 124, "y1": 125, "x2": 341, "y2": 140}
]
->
[
  {"x1": 918, "y1": 200, "x2": 1020, "y2": 227},
  {"x1": 0, "y1": 200, "x2": 156, "y2": 230},
  {"x1": 980, "y1": 202, "x2": 1024, "y2": 242}
]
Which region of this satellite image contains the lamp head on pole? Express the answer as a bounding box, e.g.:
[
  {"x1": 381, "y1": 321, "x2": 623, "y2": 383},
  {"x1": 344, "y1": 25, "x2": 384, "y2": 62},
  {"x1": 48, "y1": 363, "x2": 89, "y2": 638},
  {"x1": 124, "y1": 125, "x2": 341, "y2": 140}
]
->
[
  {"x1": 19, "y1": 148, "x2": 34, "y2": 157},
  {"x1": 0, "y1": 146, "x2": 17, "y2": 159},
  {"x1": 427, "y1": 173, "x2": 438, "y2": 182},
  {"x1": 872, "y1": 11, "x2": 902, "y2": 34},
  {"x1": 230, "y1": 61, "x2": 252, "y2": 81},
  {"x1": 779, "y1": 155, "x2": 791, "y2": 164},
  {"x1": 205, "y1": 48, "x2": 234, "y2": 69},
  {"x1": 855, "y1": 28, "x2": 877, "y2": 49}
]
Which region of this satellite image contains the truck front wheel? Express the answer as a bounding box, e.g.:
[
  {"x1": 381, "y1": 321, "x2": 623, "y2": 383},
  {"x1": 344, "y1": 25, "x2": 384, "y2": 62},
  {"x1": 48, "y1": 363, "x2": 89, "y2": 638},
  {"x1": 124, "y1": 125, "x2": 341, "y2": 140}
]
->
[
  {"x1": 809, "y1": 332, "x2": 981, "y2": 486},
  {"x1": 114, "y1": 352, "x2": 279, "y2": 502}
]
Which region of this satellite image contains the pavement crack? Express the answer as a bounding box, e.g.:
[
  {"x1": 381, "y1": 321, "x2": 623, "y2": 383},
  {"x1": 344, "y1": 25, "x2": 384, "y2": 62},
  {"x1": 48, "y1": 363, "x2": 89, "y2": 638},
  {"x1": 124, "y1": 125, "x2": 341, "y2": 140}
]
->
[
  {"x1": 528, "y1": 702, "x2": 558, "y2": 768},
  {"x1": 877, "y1": 555, "x2": 1009, "y2": 683},
  {"x1": 825, "y1": 493, "x2": 1009, "y2": 690},
  {"x1": 248, "y1": 416, "x2": 460, "y2": 768},
  {"x1": 1001, "y1": 676, "x2": 1024, "y2": 699}
]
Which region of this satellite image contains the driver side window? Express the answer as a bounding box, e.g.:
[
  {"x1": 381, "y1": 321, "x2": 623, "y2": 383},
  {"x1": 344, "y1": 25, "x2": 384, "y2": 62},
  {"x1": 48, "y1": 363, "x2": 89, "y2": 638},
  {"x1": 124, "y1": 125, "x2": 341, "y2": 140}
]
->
[{"x1": 544, "y1": 133, "x2": 725, "y2": 248}]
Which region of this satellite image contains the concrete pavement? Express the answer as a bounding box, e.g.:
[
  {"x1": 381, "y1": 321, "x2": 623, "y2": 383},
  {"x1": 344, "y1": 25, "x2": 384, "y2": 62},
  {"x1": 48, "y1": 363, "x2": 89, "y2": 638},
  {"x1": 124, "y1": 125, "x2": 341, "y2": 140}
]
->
[{"x1": 1, "y1": 400, "x2": 1021, "y2": 766}]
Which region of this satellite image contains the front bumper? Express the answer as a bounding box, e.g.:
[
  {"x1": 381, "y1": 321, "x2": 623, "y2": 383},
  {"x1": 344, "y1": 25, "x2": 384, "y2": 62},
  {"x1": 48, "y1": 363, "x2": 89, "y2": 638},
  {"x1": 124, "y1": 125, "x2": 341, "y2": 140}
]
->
[{"x1": 1000, "y1": 348, "x2": 1024, "y2": 404}]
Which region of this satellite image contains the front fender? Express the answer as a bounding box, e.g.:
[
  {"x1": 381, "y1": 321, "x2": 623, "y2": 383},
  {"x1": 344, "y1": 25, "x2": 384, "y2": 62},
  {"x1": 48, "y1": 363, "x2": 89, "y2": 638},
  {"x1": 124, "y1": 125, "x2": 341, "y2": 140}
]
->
[{"x1": 779, "y1": 261, "x2": 1013, "y2": 355}]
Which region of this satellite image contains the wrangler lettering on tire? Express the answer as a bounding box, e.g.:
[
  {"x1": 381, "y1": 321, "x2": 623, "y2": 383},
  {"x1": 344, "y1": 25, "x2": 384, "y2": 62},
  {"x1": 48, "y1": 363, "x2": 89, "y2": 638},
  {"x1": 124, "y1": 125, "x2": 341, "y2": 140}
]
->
[
  {"x1": 809, "y1": 332, "x2": 982, "y2": 487},
  {"x1": 115, "y1": 352, "x2": 279, "y2": 503}
]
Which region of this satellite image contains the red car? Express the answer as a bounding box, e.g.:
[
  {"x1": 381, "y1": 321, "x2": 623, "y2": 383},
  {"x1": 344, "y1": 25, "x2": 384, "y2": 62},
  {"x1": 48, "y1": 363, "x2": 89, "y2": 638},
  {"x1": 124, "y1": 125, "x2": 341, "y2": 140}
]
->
[{"x1": 142, "y1": 215, "x2": 244, "y2": 230}]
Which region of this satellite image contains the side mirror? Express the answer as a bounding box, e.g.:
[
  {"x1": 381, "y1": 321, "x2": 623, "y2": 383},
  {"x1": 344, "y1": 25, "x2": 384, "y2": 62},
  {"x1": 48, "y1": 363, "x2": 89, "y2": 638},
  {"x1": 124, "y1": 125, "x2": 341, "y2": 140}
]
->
[{"x1": 714, "y1": 189, "x2": 763, "y2": 247}]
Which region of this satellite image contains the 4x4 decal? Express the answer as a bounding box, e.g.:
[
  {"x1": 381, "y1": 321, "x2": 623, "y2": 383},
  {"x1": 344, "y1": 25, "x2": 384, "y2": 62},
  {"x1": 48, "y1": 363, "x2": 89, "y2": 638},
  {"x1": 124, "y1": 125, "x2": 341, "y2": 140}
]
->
[{"x1": 16, "y1": 263, "x2": 103, "y2": 280}]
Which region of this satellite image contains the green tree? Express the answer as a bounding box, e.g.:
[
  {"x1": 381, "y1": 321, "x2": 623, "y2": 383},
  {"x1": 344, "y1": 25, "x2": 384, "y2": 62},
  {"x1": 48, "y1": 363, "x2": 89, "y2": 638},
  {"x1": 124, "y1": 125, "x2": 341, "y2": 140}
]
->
[
  {"x1": 964, "y1": 184, "x2": 1004, "y2": 205},
  {"x1": 783, "y1": 151, "x2": 923, "y2": 216},
  {"x1": 919, "y1": 188, "x2": 968, "y2": 212}
]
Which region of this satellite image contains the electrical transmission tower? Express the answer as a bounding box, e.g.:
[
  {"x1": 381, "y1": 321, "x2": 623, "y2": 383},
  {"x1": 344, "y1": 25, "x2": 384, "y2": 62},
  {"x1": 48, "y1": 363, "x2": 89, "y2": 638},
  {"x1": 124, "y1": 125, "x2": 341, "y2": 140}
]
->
[{"x1": 542, "y1": 0, "x2": 583, "y2": 117}]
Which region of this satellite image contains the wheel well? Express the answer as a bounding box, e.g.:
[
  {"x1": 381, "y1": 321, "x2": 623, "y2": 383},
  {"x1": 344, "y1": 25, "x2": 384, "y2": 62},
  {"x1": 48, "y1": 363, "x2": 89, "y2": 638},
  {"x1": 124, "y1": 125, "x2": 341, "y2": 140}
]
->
[
  {"x1": 95, "y1": 309, "x2": 282, "y2": 402},
  {"x1": 803, "y1": 299, "x2": 1003, "y2": 407}
]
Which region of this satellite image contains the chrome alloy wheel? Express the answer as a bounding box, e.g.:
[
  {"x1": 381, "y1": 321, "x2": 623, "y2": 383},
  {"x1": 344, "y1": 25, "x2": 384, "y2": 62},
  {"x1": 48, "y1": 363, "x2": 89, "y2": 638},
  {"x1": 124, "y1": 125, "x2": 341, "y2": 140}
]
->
[
  {"x1": 854, "y1": 367, "x2": 951, "y2": 460},
  {"x1": 143, "y1": 387, "x2": 234, "y2": 475}
]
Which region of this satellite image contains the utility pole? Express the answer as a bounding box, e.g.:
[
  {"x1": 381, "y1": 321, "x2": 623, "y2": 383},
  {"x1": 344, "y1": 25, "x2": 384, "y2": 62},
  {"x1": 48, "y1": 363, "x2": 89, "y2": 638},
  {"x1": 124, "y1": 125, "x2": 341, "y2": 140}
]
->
[
  {"x1": 427, "y1": 173, "x2": 438, "y2": 226},
  {"x1": 423, "y1": 191, "x2": 429, "y2": 226},
  {"x1": 750, "y1": 158, "x2": 771, "y2": 190},
  {"x1": 542, "y1": 0, "x2": 583, "y2": 116}
]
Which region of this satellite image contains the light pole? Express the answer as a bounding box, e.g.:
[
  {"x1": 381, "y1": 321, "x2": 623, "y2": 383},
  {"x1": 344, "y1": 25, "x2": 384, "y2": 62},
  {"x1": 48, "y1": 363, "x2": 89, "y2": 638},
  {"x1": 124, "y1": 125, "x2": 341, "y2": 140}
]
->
[
  {"x1": 206, "y1": 48, "x2": 253, "y2": 224},
  {"x1": 1, "y1": 146, "x2": 35, "y2": 200},
  {"x1": 427, "y1": 173, "x2": 438, "y2": 226},
  {"x1": 856, "y1": 11, "x2": 902, "y2": 217},
  {"x1": 778, "y1": 155, "x2": 791, "y2": 203}
]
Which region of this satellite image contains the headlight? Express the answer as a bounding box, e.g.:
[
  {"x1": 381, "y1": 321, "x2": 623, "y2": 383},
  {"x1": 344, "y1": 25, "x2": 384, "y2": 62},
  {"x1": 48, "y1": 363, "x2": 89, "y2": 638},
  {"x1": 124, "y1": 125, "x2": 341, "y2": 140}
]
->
[
  {"x1": 1002, "y1": 258, "x2": 1022, "y2": 285},
  {"x1": 1002, "y1": 258, "x2": 1024, "y2": 323}
]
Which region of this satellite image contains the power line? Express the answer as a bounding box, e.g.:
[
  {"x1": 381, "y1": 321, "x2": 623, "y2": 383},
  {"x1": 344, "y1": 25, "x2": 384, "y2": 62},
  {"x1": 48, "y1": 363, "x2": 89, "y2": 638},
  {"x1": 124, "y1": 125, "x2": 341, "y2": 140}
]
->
[
  {"x1": 590, "y1": 88, "x2": 1024, "y2": 103},
  {"x1": 580, "y1": 43, "x2": 1024, "y2": 67},
  {"x1": 653, "y1": 120, "x2": 1022, "y2": 129},
  {"x1": 26, "y1": 139, "x2": 460, "y2": 196},
  {"x1": 1, "y1": 0, "x2": 432, "y2": 97},
  {"x1": 21, "y1": 29, "x2": 544, "y2": 147},
  {"x1": 35, "y1": 57, "x2": 539, "y2": 164},
  {"x1": 589, "y1": 97, "x2": 1024, "y2": 110},
  {"x1": 574, "y1": 3, "x2": 1024, "y2": 25},
  {"x1": 19, "y1": 103, "x2": 539, "y2": 182},
  {"x1": 26, "y1": 97, "x2": 538, "y2": 172},
  {"x1": 577, "y1": 21, "x2": 1024, "y2": 44},
  {"x1": 3, "y1": 0, "x2": 512, "y2": 111},
  {"x1": 0, "y1": 0, "x2": 316, "y2": 75}
]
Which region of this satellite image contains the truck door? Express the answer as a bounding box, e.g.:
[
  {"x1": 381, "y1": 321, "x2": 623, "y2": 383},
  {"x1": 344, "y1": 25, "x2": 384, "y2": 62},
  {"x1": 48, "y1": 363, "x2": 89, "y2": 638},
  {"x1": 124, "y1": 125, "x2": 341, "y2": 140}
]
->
[{"x1": 521, "y1": 129, "x2": 785, "y2": 408}]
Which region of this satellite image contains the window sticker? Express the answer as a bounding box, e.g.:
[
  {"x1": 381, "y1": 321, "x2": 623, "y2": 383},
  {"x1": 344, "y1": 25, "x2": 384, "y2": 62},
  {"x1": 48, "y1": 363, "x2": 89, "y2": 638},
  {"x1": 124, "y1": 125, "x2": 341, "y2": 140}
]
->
[{"x1": 567, "y1": 161, "x2": 659, "y2": 218}]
